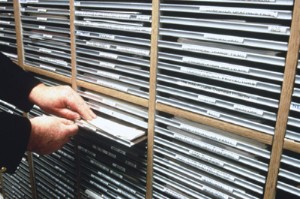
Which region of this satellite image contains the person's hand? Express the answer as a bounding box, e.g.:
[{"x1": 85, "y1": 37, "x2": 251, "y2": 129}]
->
[
  {"x1": 27, "y1": 115, "x2": 78, "y2": 155},
  {"x1": 29, "y1": 84, "x2": 96, "y2": 121}
]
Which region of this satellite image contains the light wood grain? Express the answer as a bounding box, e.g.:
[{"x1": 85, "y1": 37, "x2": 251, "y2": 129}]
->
[
  {"x1": 146, "y1": 1, "x2": 160, "y2": 198},
  {"x1": 13, "y1": 0, "x2": 24, "y2": 68},
  {"x1": 157, "y1": 103, "x2": 273, "y2": 145},
  {"x1": 23, "y1": 64, "x2": 72, "y2": 85},
  {"x1": 76, "y1": 80, "x2": 148, "y2": 107},
  {"x1": 284, "y1": 139, "x2": 300, "y2": 154},
  {"x1": 264, "y1": 1, "x2": 300, "y2": 198},
  {"x1": 69, "y1": 0, "x2": 77, "y2": 91}
]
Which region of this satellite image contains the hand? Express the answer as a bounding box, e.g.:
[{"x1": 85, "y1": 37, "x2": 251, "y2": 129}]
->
[
  {"x1": 27, "y1": 115, "x2": 78, "y2": 155},
  {"x1": 29, "y1": 84, "x2": 96, "y2": 121}
]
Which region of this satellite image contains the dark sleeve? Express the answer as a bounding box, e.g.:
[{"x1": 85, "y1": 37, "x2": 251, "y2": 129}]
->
[
  {"x1": 0, "y1": 112, "x2": 31, "y2": 173},
  {"x1": 0, "y1": 52, "x2": 40, "y2": 112}
]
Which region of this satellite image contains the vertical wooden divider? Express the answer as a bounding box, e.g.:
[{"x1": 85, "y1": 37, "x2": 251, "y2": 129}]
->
[
  {"x1": 264, "y1": 1, "x2": 300, "y2": 199},
  {"x1": 69, "y1": 1, "x2": 81, "y2": 198},
  {"x1": 13, "y1": 1, "x2": 37, "y2": 198},
  {"x1": 70, "y1": 0, "x2": 77, "y2": 91},
  {"x1": 146, "y1": 1, "x2": 160, "y2": 198},
  {"x1": 13, "y1": 0, "x2": 24, "y2": 68}
]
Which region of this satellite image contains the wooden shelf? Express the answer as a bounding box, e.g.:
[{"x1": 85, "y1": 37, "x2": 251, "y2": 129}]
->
[
  {"x1": 284, "y1": 139, "x2": 300, "y2": 154},
  {"x1": 156, "y1": 103, "x2": 273, "y2": 145},
  {"x1": 23, "y1": 64, "x2": 72, "y2": 85},
  {"x1": 76, "y1": 80, "x2": 149, "y2": 108}
]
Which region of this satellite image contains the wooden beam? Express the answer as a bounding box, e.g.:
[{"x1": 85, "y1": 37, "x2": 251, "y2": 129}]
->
[
  {"x1": 146, "y1": 0, "x2": 160, "y2": 198},
  {"x1": 264, "y1": 1, "x2": 300, "y2": 198}
]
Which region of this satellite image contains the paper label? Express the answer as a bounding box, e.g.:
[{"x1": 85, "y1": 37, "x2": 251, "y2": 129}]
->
[
  {"x1": 77, "y1": 21, "x2": 151, "y2": 33},
  {"x1": 268, "y1": 26, "x2": 288, "y2": 33},
  {"x1": 173, "y1": 133, "x2": 240, "y2": 160},
  {"x1": 179, "y1": 123, "x2": 238, "y2": 146},
  {"x1": 182, "y1": 44, "x2": 247, "y2": 59},
  {"x1": 96, "y1": 80, "x2": 128, "y2": 92},
  {"x1": 0, "y1": 7, "x2": 6, "y2": 10},
  {"x1": 0, "y1": 28, "x2": 3, "y2": 30},
  {"x1": 163, "y1": 187, "x2": 189, "y2": 199},
  {"x1": 76, "y1": 31, "x2": 90, "y2": 36},
  {"x1": 40, "y1": 57, "x2": 68, "y2": 66},
  {"x1": 204, "y1": 33, "x2": 244, "y2": 43},
  {"x1": 99, "y1": 61, "x2": 115, "y2": 68},
  {"x1": 189, "y1": 150, "x2": 224, "y2": 167},
  {"x1": 0, "y1": 0, "x2": 8, "y2": 2},
  {"x1": 0, "y1": 41, "x2": 9, "y2": 45},
  {"x1": 86, "y1": 41, "x2": 111, "y2": 49},
  {"x1": 198, "y1": 95, "x2": 216, "y2": 104},
  {"x1": 39, "y1": 48, "x2": 52, "y2": 53},
  {"x1": 97, "y1": 33, "x2": 115, "y2": 40},
  {"x1": 233, "y1": 104, "x2": 264, "y2": 116},
  {"x1": 116, "y1": 45, "x2": 149, "y2": 56},
  {"x1": 180, "y1": 67, "x2": 256, "y2": 86},
  {"x1": 177, "y1": 80, "x2": 256, "y2": 102},
  {"x1": 207, "y1": 110, "x2": 220, "y2": 118},
  {"x1": 0, "y1": 33, "x2": 4, "y2": 37},
  {"x1": 290, "y1": 103, "x2": 300, "y2": 111},
  {"x1": 43, "y1": 34, "x2": 53, "y2": 39},
  {"x1": 135, "y1": 15, "x2": 151, "y2": 21},
  {"x1": 37, "y1": 8, "x2": 47, "y2": 12},
  {"x1": 37, "y1": 17, "x2": 47, "y2": 21},
  {"x1": 176, "y1": 154, "x2": 235, "y2": 181},
  {"x1": 182, "y1": 58, "x2": 249, "y2": 73},
  {"x1": 74, "y1": 2, "x2": 80, "y2": 6},
  {"x1": 199, "y1": 6, "x2": 278, "y2": 18},
  {"x1": 0, "y1": 21, "x2": 10, "y2": 24},
  {"x1": 38, "y1": 25, "x2": 46, "y2": 29},
  {"x1": 201, "y1": 176, "x2": 234, "y2": 193},
  {"x1": 99, "y1": 52, "x2": 118, "y2": 59},
  {"x1": 97, "y1": 71, "x2": 120, "y2": 80},
  {"x1": 39, "y1": 64, "x2": 56, "y2": 71}
]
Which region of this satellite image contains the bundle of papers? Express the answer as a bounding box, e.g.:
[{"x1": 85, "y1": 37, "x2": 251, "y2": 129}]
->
[{"x1": 81, "y1": 116, "x2": 145, "y2": 141}]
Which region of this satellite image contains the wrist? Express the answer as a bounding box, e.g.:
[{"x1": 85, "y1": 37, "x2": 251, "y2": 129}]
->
[{"x1": 28, "y1": 83, "x2": 47, "y2": 105}]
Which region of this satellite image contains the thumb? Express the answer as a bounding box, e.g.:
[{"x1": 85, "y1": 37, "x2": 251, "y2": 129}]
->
[
  {"x1": 59, "y1": 118, "x2": 79, "y2": 137},
  {"x1": 55, "y1": 108, "x2": 81, "y2": 120}
]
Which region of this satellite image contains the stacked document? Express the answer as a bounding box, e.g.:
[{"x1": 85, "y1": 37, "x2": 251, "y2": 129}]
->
[
  {"x1": 0, "y1": 0, "x2": 17, "y2": 58},
  {"x1": 277, "y1": 150, "x2": 300, "y2": 198},
  {"x1": 77, "y1": 124, "x2": 147, "y2": 199},
  {"x1": 20, "y1": 0, "x2": 71, "y2": 76},
  {"x1": 75, "y1": 1, "x2": 152, "y2": 99},
  {"x1": 77, "y1": 88, "x2": 147, "y2": 146},
  {"x1": 285, "y1": 69, "x2": 300, "y2": 142},
  {"x1": 153, "y1": 114, "x2": 271, "y2": 199},
  {"x1": 156, "y1": 0, "x2": 293, "y2": 135}
]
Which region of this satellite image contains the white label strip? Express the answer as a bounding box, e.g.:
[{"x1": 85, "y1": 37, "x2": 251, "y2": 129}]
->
[
  {"x1": 179, "y1": 123, "x2": 238, "y2": 146},
  {"x1": 99, "y1": 52, "x2": 118, "y2": 59},
  {"x1": 204, "y1": 33, "x2": 244, "y2": 44},
  {"x1": 182, "y1": 57, "x2": 249, "y2": 73},
  {"x1": 199, "y1": 6, "x2": 278, "y2": 18},
  {"x1": 233, "y1": 104, "x2": 264, "y2": 116},
  {"x1": 182, "y1": 44, "x2": 247, "y2": 59},
  {"x1": 39, "y1": 64, "x2": 56, "y2": 71}
]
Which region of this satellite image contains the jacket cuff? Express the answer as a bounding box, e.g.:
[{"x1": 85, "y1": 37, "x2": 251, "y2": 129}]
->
[{"x1": 0, "y1": 113, "x2": 31, "y2": 173}]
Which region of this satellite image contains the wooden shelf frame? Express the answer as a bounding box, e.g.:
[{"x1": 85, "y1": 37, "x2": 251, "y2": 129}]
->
[
  {"x1": 264, "y1": 0, "x2": 300, "y2": 198},
  {"x1": 6, "y1": 0, "x2": 300, "y2": 198}
]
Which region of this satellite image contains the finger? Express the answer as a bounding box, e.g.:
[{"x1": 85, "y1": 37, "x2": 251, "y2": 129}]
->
[
  {"x1": 55, "y1": 108, "x2": 81, "y2": 120},
  {"x1": 66, "y1": 93, "x2": 96, "y2": 120},
  {"x1": 63, "y1": 123, "x2": 79, "y2": 137}
]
